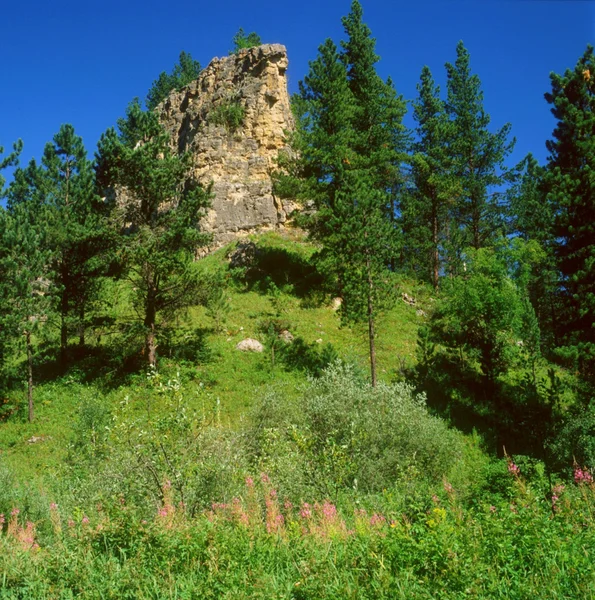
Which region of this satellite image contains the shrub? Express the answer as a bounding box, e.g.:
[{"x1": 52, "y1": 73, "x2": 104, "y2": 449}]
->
[{"x1": 209, "y1": 101, "x2": 245, "y2": 133}]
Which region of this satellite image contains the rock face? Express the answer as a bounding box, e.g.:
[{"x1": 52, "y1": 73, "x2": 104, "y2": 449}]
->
[{"x1": 156, "y1": 44, "x2": 295, "y2": 247}]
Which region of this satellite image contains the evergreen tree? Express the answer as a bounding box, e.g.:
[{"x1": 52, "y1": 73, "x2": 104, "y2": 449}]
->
[
  {"x1": 230, "y1": 28, "x2": 262, "y2": 54},
  {"x1": 0, "y1": 139, "x2": 22, "y2": 196},
  {"x1": 445, "y1": 41, "x2": 515, "y2": 256},
  {"x1": 2, "y1": 164, "x2": 53, "y2": 421},
  {"x1": 146, "y1": 51, "x2": 201, "y2": 112},
  {"x1": 508, "y1": 154, "x2": 559, "y2": 348},
  {"x1": 341, "y1": 1, "x2": 408, "y2": 264},
  {"x1": 287, "y1": 1, "x2": 406, "y2": 385},
  {"x1": 543, "y1": 45, "x2": 595, "y2": 383},
  {"x1": 96, "y1": 100, "x2": 211, "y2": 367},
  {"x1": 39, "y1": 124, "x2": 109, "y2": 357},
  {"x1": 404, "y1": 66, "x2": 460, "y2": 288}
]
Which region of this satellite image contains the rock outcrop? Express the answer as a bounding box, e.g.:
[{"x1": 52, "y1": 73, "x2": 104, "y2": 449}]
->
[{"x1": 156, "y1": 44, "x2": 295, "y2": 247}]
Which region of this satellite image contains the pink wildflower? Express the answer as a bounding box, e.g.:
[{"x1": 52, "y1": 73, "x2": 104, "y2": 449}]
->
[
  {"x1": 11, "y1": 508, "x2": 19, "y2": 517},
  {"x1": 574, "y1": 467, "x2": 593, "y2": 485},
  {"x1": 49, "y1": 502, "x2": 58, "y2": 511},
  {"x1": 245, "y1": 476, "x2": 254, "y2": 488},
  {"x1": 0, "y1": 514, "x2": 5, "y2": 526},
  {"x1": 431, "y1": 495, "x2": 440, "y2": 504},
  {"x1": 370, "y1": 513, "x2": 386, "y2": 527},
  {"x1": 443, "y1": 481, "x2": 454, "y2": 494},
  {"x1": 81, "y1": 516, "x2": 90, "y2": 526},
  {"x1": 284, "y1": 500, "x2": 293, "y2": 511},
  {"x1": 507, "y1": 462, "x2": 520, "y2": 476},
  {"x1": 67, "y1": 519, "x2": 75, "y2": 528},
  {"x1": 321, "y1": 501, "x2": 337, "y2": 520},
  {"x1": 261, "y1": 472, "x2": 270, "y2": 484},
  {"x1": 490, "y1": 505, "x2": 497, "y2": 513},
  {"x1": 300, "y1": 503, "x2": 312, "y2": 519}
]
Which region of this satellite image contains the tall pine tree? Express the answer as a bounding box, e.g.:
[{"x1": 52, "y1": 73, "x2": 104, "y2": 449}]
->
[
  {"x1": 40, "y1": 124, "x2": 109, "y2": 358},
  {"x1": 404, "y1": 66, "x2": 460, "y2": 288},
  {"x1": 445, "y1": 41, "x2": 515, "y2": 257},
  {"x1": 543, "y1": 45, "x2": 595, "y2": 383},
  {"x1": 96, "y1": 100, "x2": 211, "y2": 367},
  {"x1": 287, "y1": 1, "x2": 407, "y2": 385}
]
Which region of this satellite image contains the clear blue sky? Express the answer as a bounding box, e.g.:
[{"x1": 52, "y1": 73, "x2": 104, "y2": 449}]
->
[{"x1": 1, "y1": 0, "x2": 593, "y2": 176}]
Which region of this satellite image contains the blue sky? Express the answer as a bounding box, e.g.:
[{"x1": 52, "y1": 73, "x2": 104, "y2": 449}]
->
[{"x1": 1, "y1": 0, "x2": 593, "y2": 176}]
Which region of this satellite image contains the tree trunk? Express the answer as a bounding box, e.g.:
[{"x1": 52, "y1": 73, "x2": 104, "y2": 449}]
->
[
  {"x1": 145, "y1": 290, "x2": 157, "y2": 367},
  {"x1": 60, "y1": 283, "x2": 69, "y2": 364},
  {"x1": 26, "y1": 330, "x2": 34, "y2": 423},
  {"x1": 432, "y1": 207, "x2": 440, "y2": 290},
  {"x1": 79, "y1": 306, "x2": 85, "y2": 347},
  {"x1": 366, "y1": 255, "x2": 377, "y2": 388}
]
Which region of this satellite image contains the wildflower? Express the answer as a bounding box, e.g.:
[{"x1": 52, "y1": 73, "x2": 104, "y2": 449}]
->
[
  {"x1": 431, "y1": 495, "x2": 440, "y2": 504},
  {"x1": 10, "y1": 508, "x2": 20, "y2": 517},
  {"x1": 261, "y1": 472, "x2": 270, "y2": 484},
  {"x1": 245, "y1": 476, "x2": 254, "y2": 487},
  {"x1": 507, "y1": 462, "x2": 520, "y2": 476},
  {"x1": 490, "y1": 505, "x2": 497, "y2": 513},
  {"x1": 321, "y1": 502, "x2": 337, "y2": 519},
  {"x1": 370, "y1": 513, "x2": 386, "y2": 527},
  {"x1": 0, "y1": 514, "x2": 5, "y2": 527},
  {"x1": 574, "y1": 467, "x2": 593, "y2": 485},
  {"x1": 300, "y1": 503, "x2": 312, "y2": 519},
  {"x1": 81, "y1": 516, "x2": 90, "y2": 526},
  {"x1": 67, "y1": 519, "x2": 75, "y2": 528},
  {"x1": 443, "y1": 481, "x2": 454, "y2": 494},
  {"x1": 49, "y1": 503, "x2": 58, "y2": 511},
  {"x1": 284, "y1": 500, "x2": 293, "y2": 511}
]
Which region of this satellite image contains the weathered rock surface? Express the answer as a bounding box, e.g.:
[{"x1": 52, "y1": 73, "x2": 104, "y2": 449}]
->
[
  {"x1": 156, "y1": 44, "x2": 296, "y2": 248},
  {"x1": 236, "y1": 338, "x2": 264, "y2": 352}
]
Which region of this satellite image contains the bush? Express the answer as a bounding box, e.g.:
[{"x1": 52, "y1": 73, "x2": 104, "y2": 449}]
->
[
  {"x1": 209, "y1": 101, "x2": 245, "y2": 133},
  {"x1": 247, "y1": 362, "x2": 463, "y2": 498}
]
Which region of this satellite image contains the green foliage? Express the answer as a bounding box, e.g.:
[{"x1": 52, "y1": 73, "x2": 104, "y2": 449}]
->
[
  {"x1": 208, "y1": 100, "x2": 245, "y2": 133},
  {"x1": 0, "y1": 139, "x2": 22, "y2": 197},
  {"x1": 286, "y1": 1, "x2": 408, "y2": 384},
  {"x1": 249, "y1": 362, "x2": 463, "y2": 497},
  {"x1": 544, "y1": 45, "x2": 595, "y2": 386},
  {"x1": 230, "y1": 28, "x2": 262, "y2": 54},
  {"x1": 96, "y1": 100, "x2": 212, "y2": 366},
  {"x1": 445, "y1": 41, "x2": 515, "y2": 253},
  {"x1": 429, "y1": 246, "x2": 530, "y2": 381},
  {"x1": 145, "y1": 51, "x2": 201, "y2": 111}
]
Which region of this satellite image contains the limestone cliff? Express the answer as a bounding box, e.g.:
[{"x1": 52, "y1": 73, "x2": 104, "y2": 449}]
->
[{"x1": 156, "y1": 44, "x2": 295, "y2": 247}]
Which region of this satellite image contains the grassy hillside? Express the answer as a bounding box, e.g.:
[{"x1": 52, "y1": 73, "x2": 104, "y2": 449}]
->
[{"x1": 1, "y1": 231, "x2": 594, "y2": 598}]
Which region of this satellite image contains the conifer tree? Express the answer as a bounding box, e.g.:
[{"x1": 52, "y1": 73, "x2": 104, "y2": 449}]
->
[
  {"x1": 39, "y1": 124, "x2": 109, "y2": 357},
  {"x1": 287, "y1": 1, "x2": 406, "y2": 385},
  {"x1": 146, "y1": 51, "x2": 201, "y2": 111},
  {"x1": 404, "y1": 66, "x2": 460, "y2": 288},
  {"x1": 2, "y1": 164, "x2": 53, "y2": 421},
  {"x1": 543, "y1": 45, "x2": 595, "y2": 383},
  {"x1": 445, "y1": 41, "x2": 515, "y2": 256},
  {"x1": 96, "y1": 100, "x2": 211, "y2": 367}
]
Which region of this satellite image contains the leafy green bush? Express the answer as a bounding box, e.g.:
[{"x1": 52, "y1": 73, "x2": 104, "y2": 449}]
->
[
  {"x1": 209, "y1": 101, "x2": 245, "y2": 133},
  {"x1": 230, "y1": 28, "x2": 262, "y2": 54},
  {"x1": 247, "y1": 362, "x2": 463, "y2": 497}
]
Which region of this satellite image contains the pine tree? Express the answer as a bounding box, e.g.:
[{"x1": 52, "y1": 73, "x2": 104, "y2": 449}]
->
[
  {"x1": 230, "y1": 28, "x2": 262, "y2": 54},
  {"x1": 445, "y1": 41, "x2": 515, "y2": 256},
  {"x1": 146, "y1": 51, "x2": 201, "y2": 112},
  {"x1": 2, "y1": 165, "x2": 53, "y2": 421},
  {"x1": 96, "y1": 100, "x2": 211, "y2": 367},
  {"x1": 287, "y1": 1, "x2": 406, "y2": 385},
  {"x1": 404, "y1": 66, "x2": 460, "y2": 288},
  {"x1": 543, "y1": 45, "x2": 595, "y2": 383},
  {"x1": 39, "y1": 124, "x2": 109, "y2": 357},
  {"x1": 0, "y1": 139, "x2": 22, "y2": 196}
]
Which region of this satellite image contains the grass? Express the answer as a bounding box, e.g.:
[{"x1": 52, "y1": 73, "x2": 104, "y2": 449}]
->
[{"x1": 0, "y1": 230, "x2": 427, "y2": 478}]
